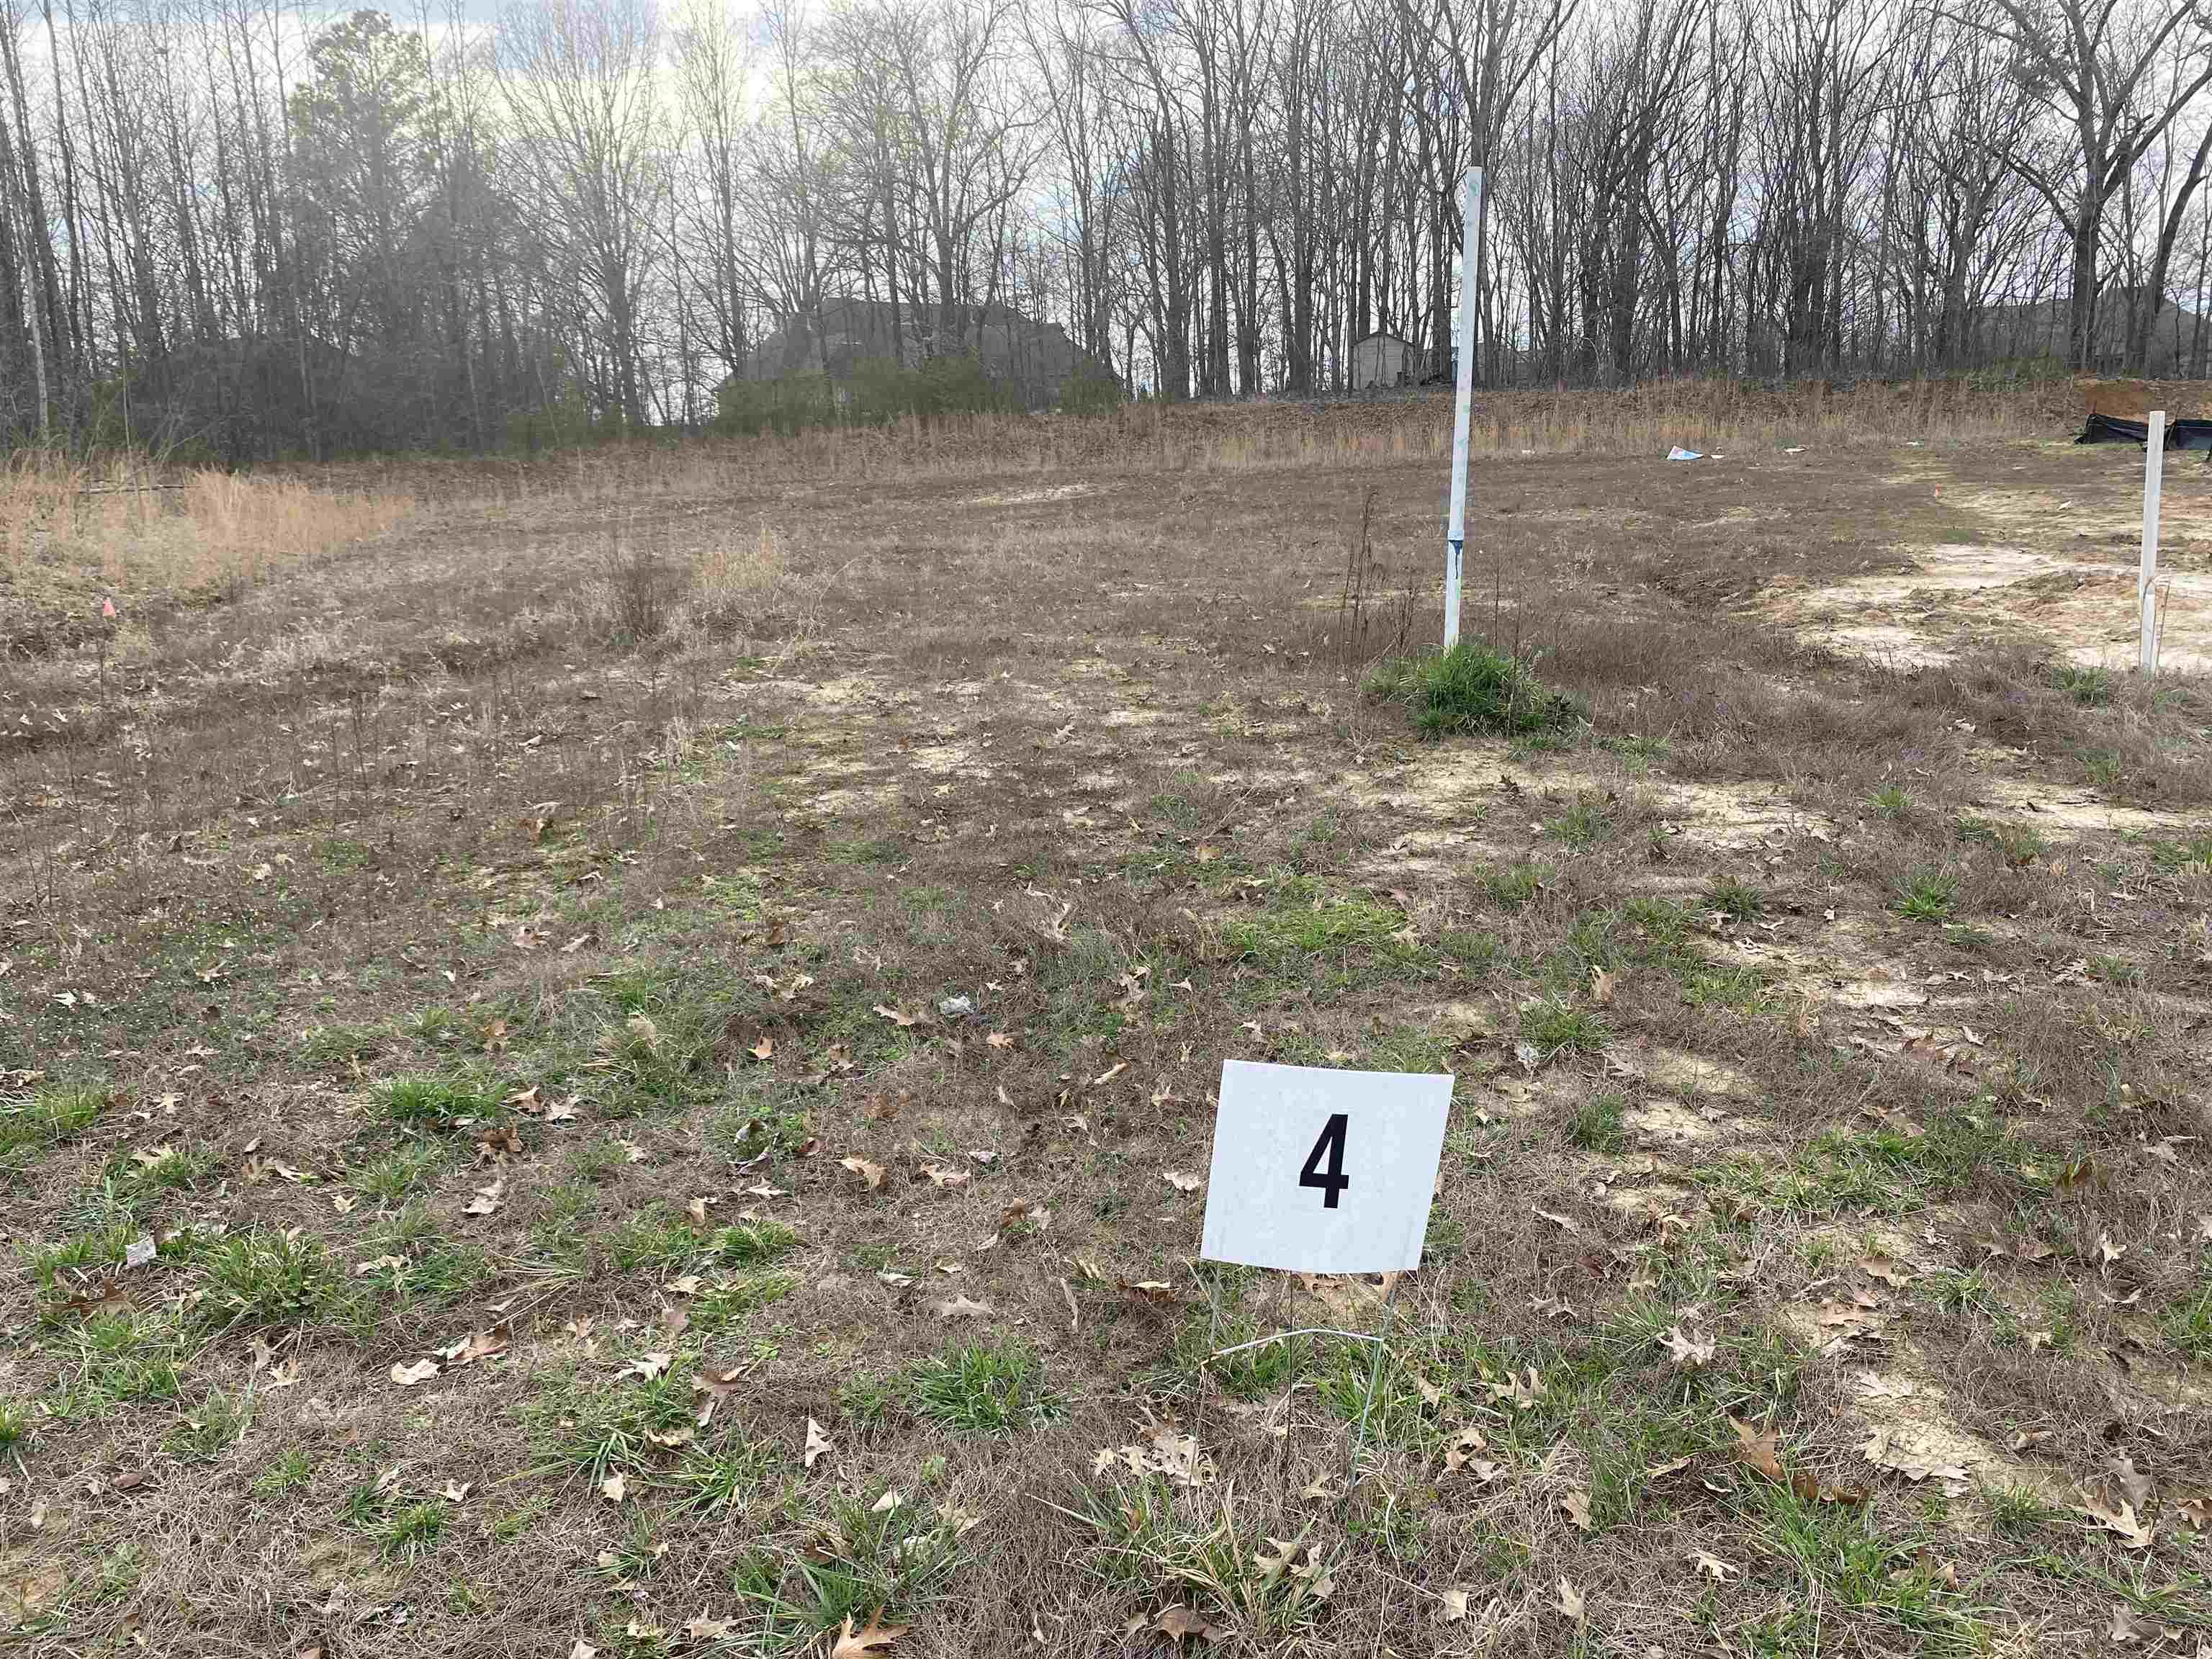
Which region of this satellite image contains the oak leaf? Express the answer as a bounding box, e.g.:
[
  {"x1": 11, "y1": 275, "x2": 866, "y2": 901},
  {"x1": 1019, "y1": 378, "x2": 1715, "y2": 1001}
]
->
[{"x1": 829, "y1": 1611, "x2": 906, "y2": 1657}]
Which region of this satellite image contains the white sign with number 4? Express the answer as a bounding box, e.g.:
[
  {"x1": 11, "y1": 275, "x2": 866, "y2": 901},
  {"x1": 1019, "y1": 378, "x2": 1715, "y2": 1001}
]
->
[{"x1": 1199, "y1": 1060, "x2": 1453, "y2": 1276}]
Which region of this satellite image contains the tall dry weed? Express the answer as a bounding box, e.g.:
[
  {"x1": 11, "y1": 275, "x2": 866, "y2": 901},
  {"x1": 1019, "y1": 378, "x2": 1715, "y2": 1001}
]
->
[{"x1": 0, "y1": 451, "x2": 412, "y2": 638}]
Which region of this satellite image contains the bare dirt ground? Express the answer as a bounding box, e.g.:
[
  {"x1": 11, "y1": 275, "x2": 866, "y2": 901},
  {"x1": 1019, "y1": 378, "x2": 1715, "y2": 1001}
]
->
[{"x1": 3, "y1": 418, "x2": 2211, "y2": 1658}]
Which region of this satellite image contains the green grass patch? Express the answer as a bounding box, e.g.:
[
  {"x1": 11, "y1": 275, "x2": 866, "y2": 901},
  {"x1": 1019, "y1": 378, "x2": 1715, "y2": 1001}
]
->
[
  {"x1": 1366, "y1": 642, "x2": 1579, "y2": 740},
  {"x1": 45, "y1": 1313, "x2": 188, "y2": 1417},
  {"x1": 373, "y1": 1500, "x2": 448, "y2": 1563},
  {"x1": 1705, "y1": 878, "x2": 1765, "y2": 924},
  {"x1": 526, "y1": 1354, "x2": 700, "y2": 1483},
  {"x1": 372, "y1": 1072, "x2": 501, "y2": 1133},
  {"x1": 1956, "y1": 816, "x2": 2046, "y2": 865},
  {"x1": 905, "y1": 1340, "x2": 1062, "y2": 1436},
  {"x1": 1683, "y1": 963, "x2": 1771, "y2": 1011},
  {"x1": 165, "y1": 1388, "x2": 251, "y2": 1463},
  {"x1": 348, "y1": 1143, "x2": 445, "y2": 1203},
  {"x1": 1568, "y1": 1089, "x2": 1627, "y2": 1152},
  {"x1": 1894, "y1": 866, "x2": 1961, "y2": 922},
  {"x1": 196, "y1": 1231, "x2": 346, "y2": 1330},
  {"x1": 2163, "y1": 1280, "x2": 2212, "y2": 1364},
  {"x1": 1519, "y1": 999, "x2": 1607, "y2": 1057},
  {"x1": 2049, "y1": 662, "x2": 2111, "y2": 706},
  {"x1": 1, "y1": 1084, "x2": 108, "y2": 1169}
]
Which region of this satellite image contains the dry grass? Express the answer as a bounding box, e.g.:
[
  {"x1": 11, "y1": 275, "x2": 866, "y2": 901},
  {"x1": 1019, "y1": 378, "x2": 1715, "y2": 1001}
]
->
[
  {"x1": 301, "y1": 374, "x2": 2114, "y2": 509},
  {"x1": 0, "y1": 452, "x2": 413, "y2": 652},
  {"x1": 2, "y1": 412, "x2": 2209, "y2": 1657}
]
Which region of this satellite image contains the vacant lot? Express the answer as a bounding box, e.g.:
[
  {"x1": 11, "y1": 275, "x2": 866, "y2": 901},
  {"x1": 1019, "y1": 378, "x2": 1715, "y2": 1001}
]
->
[{"x1": 4, "y1": 403, "x2": 2211, "y2": 1657}]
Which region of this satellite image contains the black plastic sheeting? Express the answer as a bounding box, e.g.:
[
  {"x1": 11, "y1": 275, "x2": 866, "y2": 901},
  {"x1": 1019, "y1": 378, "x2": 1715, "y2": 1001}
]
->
[{"x1": 2075, "y1": 412, "x2": 2212, "y2": 451}]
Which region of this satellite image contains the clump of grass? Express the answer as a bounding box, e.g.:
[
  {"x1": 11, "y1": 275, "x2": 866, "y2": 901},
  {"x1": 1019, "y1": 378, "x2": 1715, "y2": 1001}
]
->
[
  {"x1": 1684, "y1": 963, "x2": 1770, "y2": 1011},
  {"x1": 526, "y1": 1356, "x2": 698, "y2": 1483},
  {"x1": 2164, "y1": 1283, "x2": 2212, "y2": 1364},
  {"x1": 196, "y1": 1231, "x2": 345, "y2": 1330},
  {"x1": 905, "y1": 1340, "x2": 1061, "y2": 1436},
  {"x1": 47, "y1": 1313, "x2": 188, "y2": 1416},
  {"x1": 1, "y1": 1085, "x2": 108, "y2": 1168},
  {"x1": 706, "y1": 1220, "x2": 799, "y2": 1267},
  {"x1": 1894, "y1": 866, "x2": 1959, "y2": 922},
  {"x1": 1549, "y1": 793, "x2": 1613, "y2": 849},
  {"x1": 349, "y1": 1143, "x2": 444, "y2": 1203},
  {"x1": 2049, "y1": 662, "x2": 2111, "y2": 706},
  {"x1": 1867, "y1": 783, "x2": 1913, "y2": 820},
  {"x1": 0, "y1": 1398, "x2": 29, "y2": 1455},
  {"x1": 252, "y1": 1448, "x2": 314, "y2": 1498},
  {"x1": 109, "y1": 1141, "x2": 220, "y2": 1199},
  {"x1": 374, "y1": 1499, "x2": 448, "y2": 1563},
  {"x1": 1485, "y1": 861, "x2": 1554, "y2": 908},
  {"x1": 372, "y1": 1072, "x2": 500, "y2": 1133},
  {"x1": 166, "y1": 1388, "x2": 251, "y2": 1463},
  {"x1": 1707, "y1": 878, "x2": 1765, "y2": 924},
  {"x1": 1520, "y1": 999, "x2": 1607, "y2": 1058},
  {"x1": 1367, "y1": 642, "x2": 1578, "y2": 739},
  {"x1": 1568, "y1": 1089, "x2": 1627, "y2": 1152},
  {"x1": 1956, "y1": 816, "x2": 2044, "y2": 865}
]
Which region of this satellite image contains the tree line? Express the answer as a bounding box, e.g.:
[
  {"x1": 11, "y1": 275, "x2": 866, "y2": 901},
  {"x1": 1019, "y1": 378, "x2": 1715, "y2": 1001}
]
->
[{"x1": 1, "y1": 0, "x2": 2208, "y2": 457}]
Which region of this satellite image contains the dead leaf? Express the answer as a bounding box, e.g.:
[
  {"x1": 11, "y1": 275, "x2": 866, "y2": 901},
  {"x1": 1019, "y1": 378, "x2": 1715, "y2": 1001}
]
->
[
  {"x1": 1732, "y1": 1417, "x2": 1785, "y2": 1483},
  {"x1": 389, "y1": 1358, "x2": 440, "y2": 1388},
  {"x1": 1533, "y1": 1207, "x2": 1580, "y2": 1235},
  {"x1": 1560, "y1": 1488, "x2": 1593, "y2": 1531},
  {"x1": 829, "y1": 1611, "x2": 907, "y2": 1656},
  {"x1": 570, "y1": 1641, "x2": 598, "y2": 1659},
  {"x1": 462, "y1": 1178, "x2": 504, "y2": 1216},
  {"x1": 804, "y1": 1418, "x2": 832, "y2": 1468},
  {"x1": 2112, "y1": 1454, "x2": 2154, "y2": 1511},
  {"x1": 1552, "y1": 1577, "x2": 1584, "y2": 1620},
  {"x1": 2176, "y1": 1495, "x2": 2212, "y2": 1529},
  {"x1": 2083, "y1": 1485, "x2": 2156, "y2": 1548},
  {"x1": 622, "y1": 1352, "x2": 673, "y2": 1382},
  {"x1": 1161, "y1": 1170, "x2": 1203, "y2": 1193},
  {"x1": 840, "y1": 1156, "x2": 887, "y2": 1192},
  {"x1": 932, "y1": 1295, "x2": 994, "y2": 1319},
  {"x1": 599, "y1": 1470, "x2": 627, "y2": 1503},
  {"x1": 750, "y1": 1035, "x2": 774, "y2": 1061},
  {"x1": 685, "y1": 1612, "x2": 736, "y2": 1642},
  {"x1": 2109, "y1": 1603, "x2": 2177, "y2": 1645},
  {"x1": 439, "y1": 1326, "x2": 511, "y2": 1367},
  {"x1": 917, "y1": 1163, "x2": 970, "y2": 1190},
  {"x1": 986, "y1": 1030, "x2": 1015, "y2": 1050},
  {"x1": 441, "y1": 1480, "x2": 471, "y2": 1503},
  {"x1": 1442, "y1": 1424, "x2": 1490, "y2": 1474},
  {"x1": 1589, "y1": 966, "x2": 1617, "y2": 1005},
  {"x1": 1097, "y1": 1419, "x2": 1214, "y2": 1488},
  {"x1": 1858, "y1": 1255, "x2": 1916, "y2": 1287},
  {"x1": 872, "y1": 1003, "x2": 924, "y2": 1028},
  {"x1": 1151, "y1": 1606, "x2": 1218, "y2": 1643},
  {"x1": 1689, "y1": 1549, "x2": 1739, "y2": 1583},
  {"x1": 1441, "y1": 1587, "x2": 1473, "y2": 1622},
  {"x1": 1660, "y1": 1324, "x2": 1716, "y2": 1368}
]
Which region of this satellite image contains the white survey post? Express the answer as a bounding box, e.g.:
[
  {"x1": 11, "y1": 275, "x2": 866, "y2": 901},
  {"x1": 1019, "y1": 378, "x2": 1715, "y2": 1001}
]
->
[
  {"x1": 1444, "y1": 166, "x2": 1482, "y2": 650},
  {"x1": 1200, "y1": 1060, "x2": 1452, "y2": 1276},
  {"x1": 2142, "y1": 410, "x2": 2164, "y2": 673}
]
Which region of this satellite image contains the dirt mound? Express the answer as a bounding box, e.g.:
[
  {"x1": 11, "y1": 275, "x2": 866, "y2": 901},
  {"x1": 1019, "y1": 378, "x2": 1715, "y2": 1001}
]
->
[{"x1": 2075, "y1": 377, "x2": 2208, "y2": 421}]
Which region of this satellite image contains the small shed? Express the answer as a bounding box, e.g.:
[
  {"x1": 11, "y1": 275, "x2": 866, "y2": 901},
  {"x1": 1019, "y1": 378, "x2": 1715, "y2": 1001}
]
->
[{"x1": 1349, "y1": 331, "x2": 1421, "y2": 390}]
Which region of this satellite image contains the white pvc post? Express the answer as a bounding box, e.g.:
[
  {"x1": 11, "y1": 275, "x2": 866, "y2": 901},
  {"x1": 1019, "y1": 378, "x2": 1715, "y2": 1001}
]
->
[
  {"x1": 2142, "y1": 410, "x2": 2164, "y2": 674},
  {"x1": 1444, "y1": 166, "x2": 1482, "y2": 651}
]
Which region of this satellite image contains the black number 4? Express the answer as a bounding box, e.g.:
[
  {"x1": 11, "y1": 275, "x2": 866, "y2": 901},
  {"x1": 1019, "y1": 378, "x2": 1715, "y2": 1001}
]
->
[{"x1": 1299, "y1": 1113, "x2": 1350, "y2": 1209}]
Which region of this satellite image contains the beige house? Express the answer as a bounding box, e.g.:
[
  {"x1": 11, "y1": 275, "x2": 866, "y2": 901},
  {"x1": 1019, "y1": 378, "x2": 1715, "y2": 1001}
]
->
[{"x1": 1349, "y1": 331, "x2": 1425, "y2": 389}]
